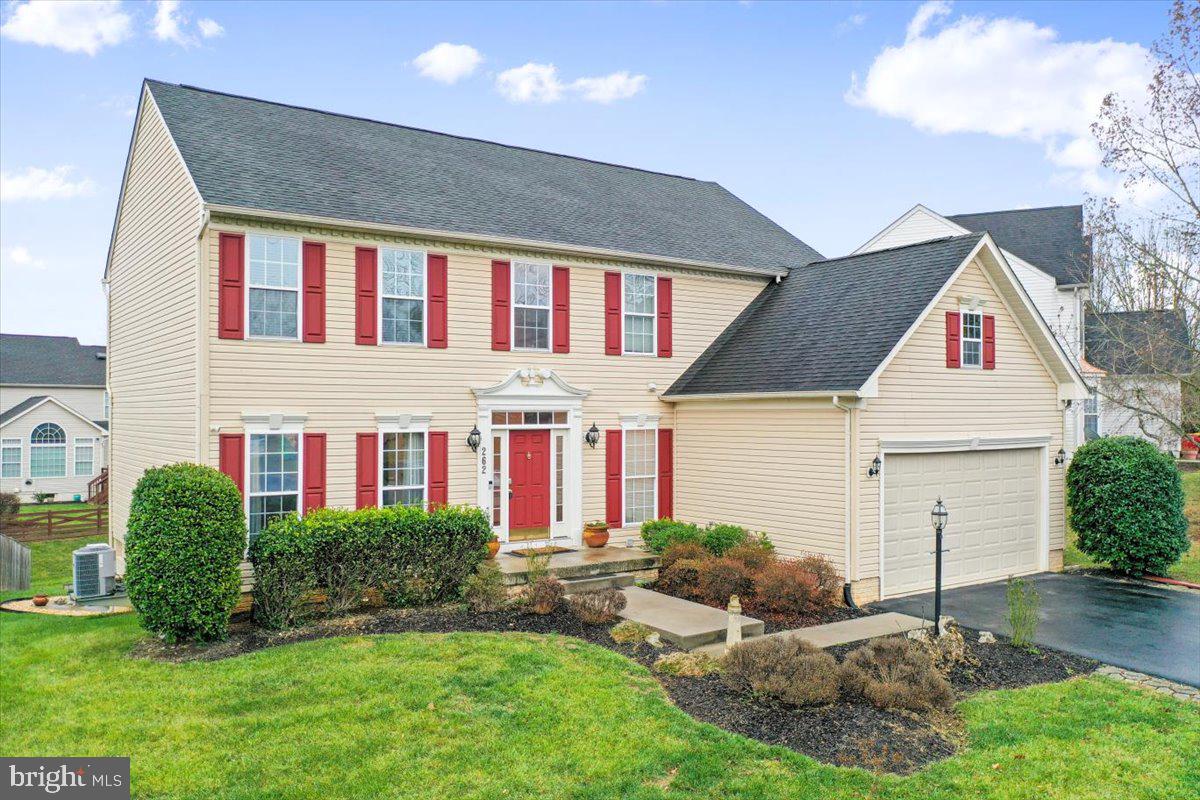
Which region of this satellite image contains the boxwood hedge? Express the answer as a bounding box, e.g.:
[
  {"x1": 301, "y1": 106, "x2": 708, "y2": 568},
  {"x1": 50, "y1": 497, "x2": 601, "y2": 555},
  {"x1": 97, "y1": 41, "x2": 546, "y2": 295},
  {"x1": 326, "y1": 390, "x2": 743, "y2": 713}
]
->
[{"x1": 1067, "y1": 436, "x2": 1189, "y2": 576}]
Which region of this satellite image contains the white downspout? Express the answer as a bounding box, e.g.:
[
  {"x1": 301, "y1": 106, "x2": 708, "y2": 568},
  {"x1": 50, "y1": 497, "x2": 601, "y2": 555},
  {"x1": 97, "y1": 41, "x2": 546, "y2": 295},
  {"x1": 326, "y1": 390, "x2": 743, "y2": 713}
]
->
[{"x1": 832, "y1": 396, "x2": 855, "y2": 589}]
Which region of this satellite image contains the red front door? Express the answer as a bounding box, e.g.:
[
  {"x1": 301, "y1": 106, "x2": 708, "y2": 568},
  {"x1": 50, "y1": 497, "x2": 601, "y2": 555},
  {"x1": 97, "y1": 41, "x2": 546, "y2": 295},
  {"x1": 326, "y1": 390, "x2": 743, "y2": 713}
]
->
[{"x1": 510, "y1": 429, "x2": 551, "y2": 534}]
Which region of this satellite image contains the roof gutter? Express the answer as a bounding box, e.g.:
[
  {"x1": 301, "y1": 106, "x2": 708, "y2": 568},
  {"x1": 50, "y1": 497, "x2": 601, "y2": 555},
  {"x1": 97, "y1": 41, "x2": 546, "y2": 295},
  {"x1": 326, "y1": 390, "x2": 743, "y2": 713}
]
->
[
  {"x1": 204, "y1": 203, "x2": 791, "y2": 280},
  {"x1": 660, "y1": 389, "x2": 863, "y2": 402}
]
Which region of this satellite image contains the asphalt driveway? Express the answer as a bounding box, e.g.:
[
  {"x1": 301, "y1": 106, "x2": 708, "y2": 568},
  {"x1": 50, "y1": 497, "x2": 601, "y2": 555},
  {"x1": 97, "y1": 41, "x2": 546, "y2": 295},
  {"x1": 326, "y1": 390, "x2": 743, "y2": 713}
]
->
[{"x1": 875, "y1": 572, "x2": 1200, "y2": 687}]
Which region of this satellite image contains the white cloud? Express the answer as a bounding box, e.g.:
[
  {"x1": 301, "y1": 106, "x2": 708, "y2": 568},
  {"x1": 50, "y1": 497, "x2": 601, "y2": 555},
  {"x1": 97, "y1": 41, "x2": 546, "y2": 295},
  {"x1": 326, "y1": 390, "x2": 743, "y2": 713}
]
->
[
  {"x1": 496, "y1": 63, "x2": 565, "y2": 103},
  {"x1": 413, "y1": 42, "x2": 482, "y2": 84},
  {"x1": 1, "y1": 166, "x2": 96, "y2": 203},
  {"x1": 0, "y1": 0, "x2": 132, "y2": 55},
  {"x1": 496, "y1": 63, "x2": 647, "y2": 104},
  {"x1": 197, "y1": 17, "x2": 223, "y2": 38},
  {"x1": 4, "y1": 246, "x2": 45, "y2": 269},
  {"x1": 837, "y1": 13, "x2": 868, "y2": 34},
  {"x1": 846, "y1": 1, "x2": 1152, "y2": 188},
  {"x1": 570, "y1": 71, "x2": 647, "y2": 104},
  {"x1": 152, "y1": 0, "x2": 192, "y2": 46}
]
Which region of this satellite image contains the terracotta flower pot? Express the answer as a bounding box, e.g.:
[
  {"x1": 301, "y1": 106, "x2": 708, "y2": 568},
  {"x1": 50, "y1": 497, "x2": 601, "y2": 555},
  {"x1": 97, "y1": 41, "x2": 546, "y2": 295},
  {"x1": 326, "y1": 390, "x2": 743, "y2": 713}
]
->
[
  {"x1": 583, "y1": 526, "x2": 609, "y2": 548},
  {"x1": 32, "y1": 595, "x2": 49, "y2": 607},
  {"x1": 486, "y1": 540, "x2": 500, "y2": 559}
]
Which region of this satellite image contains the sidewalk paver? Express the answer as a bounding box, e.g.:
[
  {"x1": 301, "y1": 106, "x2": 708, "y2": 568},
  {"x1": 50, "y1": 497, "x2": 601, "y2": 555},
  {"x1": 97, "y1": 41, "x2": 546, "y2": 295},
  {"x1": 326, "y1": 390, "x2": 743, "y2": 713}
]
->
[
  {"x1": 618, "y1": 587, "x2": 763, "y2": 650},
  {"x1": 693, "y1": 612, "x2": 928, "y2": 657}
]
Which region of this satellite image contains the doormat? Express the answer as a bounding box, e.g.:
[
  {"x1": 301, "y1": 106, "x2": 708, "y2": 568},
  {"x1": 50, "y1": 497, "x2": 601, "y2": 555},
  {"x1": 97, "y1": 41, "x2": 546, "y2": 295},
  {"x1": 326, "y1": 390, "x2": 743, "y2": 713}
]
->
[{"x1": 510, "y1": 546, "x2": 575, "y2": 557}]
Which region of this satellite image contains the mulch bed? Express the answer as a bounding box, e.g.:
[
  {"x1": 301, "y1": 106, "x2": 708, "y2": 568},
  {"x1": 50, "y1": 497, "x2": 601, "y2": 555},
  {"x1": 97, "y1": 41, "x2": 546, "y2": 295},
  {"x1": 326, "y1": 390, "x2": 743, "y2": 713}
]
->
[{"x1": 132, "y1": 604, "x2": 1097, "y2": 774}]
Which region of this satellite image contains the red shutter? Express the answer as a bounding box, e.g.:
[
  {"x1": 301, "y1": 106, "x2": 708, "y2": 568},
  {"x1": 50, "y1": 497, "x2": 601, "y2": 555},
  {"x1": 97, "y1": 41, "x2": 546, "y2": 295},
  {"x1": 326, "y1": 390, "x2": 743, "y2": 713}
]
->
[
  {"x1": 657, "y1": 276, "x2": 673, "y2": 358},
  {"x1": 302, "y1": 241, "x2": 326, "y2": 343},
  {"x1": 552, "y1": 266, "x2": 570, "y2": 353},
  {"x1": 657, "y1": 428, "x2": 673, "y2": 520},
  {"x1": 428, "y1": 254, "x2": 448, "y2": 348},
  {"x1": 945, "y1": 311, "x2": 961, "y2": 369},
  {"x1": 491, "y1": 260, "x2": 511, "y2": 351},
  {"x1": 604, "y1": 272, "x2": 622, "y2": 355},
  {"x1": 303, "y1": 433, "x2": 326, "y2": 512},
  {"x1": 982, "y1": 314, "x2": 996, "y2": 370},
  {"x1": 355, "y1": 432, "x2": 378, "y2": 509},
  {"x1": 427, "y1": 431, "x2": 448, "y2": 509},
  {"x1": 218, "y1": 433, "x2": 244, "y2": 496},
  {"x1": 217, "y1": 233, "x2": 244, "y2": 340},
  {"x1": 355, "y1": 247, "x2": 378, "y2": 345},
  {"x1": 605, "y1": 429, "x2": 622, "y2": 527}
]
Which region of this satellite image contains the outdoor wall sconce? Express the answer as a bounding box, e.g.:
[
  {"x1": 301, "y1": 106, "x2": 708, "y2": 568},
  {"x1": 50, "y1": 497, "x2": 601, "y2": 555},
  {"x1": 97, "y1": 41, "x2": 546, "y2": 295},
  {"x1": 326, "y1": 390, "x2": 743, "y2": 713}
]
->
[
  {"x1": 1054, "y1": 448, "x2": 1066, "y2": 466},
  {"x1": 585, "y1": 422, "x2": 600, "y2": 449},
  {"x1": 868, "y1": 456, "x2": 882, "y2": 477},
  {"x1": 466, "y1": 426, "x2": 482, "y2": 452}
]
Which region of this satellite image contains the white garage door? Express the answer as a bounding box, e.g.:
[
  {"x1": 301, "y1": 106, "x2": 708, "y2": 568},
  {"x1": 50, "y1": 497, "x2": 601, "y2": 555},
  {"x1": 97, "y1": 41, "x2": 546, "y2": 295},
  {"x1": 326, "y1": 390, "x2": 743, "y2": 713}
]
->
[{"x1": 882, "y1": 448, "x2": 1042, "y2": 598}]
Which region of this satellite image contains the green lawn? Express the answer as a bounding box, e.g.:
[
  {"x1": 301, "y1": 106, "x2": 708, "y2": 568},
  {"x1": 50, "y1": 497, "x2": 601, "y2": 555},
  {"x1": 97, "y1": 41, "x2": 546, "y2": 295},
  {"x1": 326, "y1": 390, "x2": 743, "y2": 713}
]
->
[
  {"x1": 16, "y1": 501, "x2": 91, "y2": 516},
  {"x1": 1066, "y1": 471, "x2": 1200, "y2": 583}
]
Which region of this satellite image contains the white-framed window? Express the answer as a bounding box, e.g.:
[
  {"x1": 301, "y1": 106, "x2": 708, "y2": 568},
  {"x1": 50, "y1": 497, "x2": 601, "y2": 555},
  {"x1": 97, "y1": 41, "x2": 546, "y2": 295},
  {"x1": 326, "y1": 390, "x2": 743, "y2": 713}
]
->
[
  {"x1": 247, "y1": 429, "x2": 301, "y2": 543},
  {"x1": 103, "y1": 391, "x2": 110, "y2": 421},
  {"x1": 1084, "y1": 393, "x2": 1100, "y2": 441},
  {"x1": 1, "y1": 439, "x2": 21, "y2": 479},
  {"x1": 29, "y1": 423, "x2": 67, "y2": 478},
  {"x1": 512, "y1": 261, "x2": 551, "y2": 351},
  {"x1": 73, "y1": 438, "x2": 96, "y2": 477},
  {"x1": 623, "y1": 428, "x2": 657, "y2": 527},
  {"x1": 960, "y1": 310, "x2": 983, "y2": 368},
  {"x1": 247, "y1": 234, "x2": 302, "y2": 340},
  {"x1": 554, "y1": 431, "x2": 565, "y2": 524},
  {"x1": 623, "y1": 273, "x2": 656, "y2": 355},
  {"x1": 382, "y1": 431, "x2": 426, "y2": 508},
  {"x1": 380, "y1": 247, "x2": 426, "y2": 345},
  {"x1": 491, "y1": 433, "x2": 503, "y2": 526}
]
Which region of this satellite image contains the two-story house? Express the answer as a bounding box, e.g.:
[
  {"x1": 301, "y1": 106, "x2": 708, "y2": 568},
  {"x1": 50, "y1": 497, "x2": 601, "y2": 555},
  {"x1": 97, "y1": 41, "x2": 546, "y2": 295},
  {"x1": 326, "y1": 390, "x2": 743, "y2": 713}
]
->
[
  {"x1": 0, "y1": 333, "x2": 109, "y2": 501},
  {"x1": 106, "y1": 81, "x2": 1087, "y2": 602}
]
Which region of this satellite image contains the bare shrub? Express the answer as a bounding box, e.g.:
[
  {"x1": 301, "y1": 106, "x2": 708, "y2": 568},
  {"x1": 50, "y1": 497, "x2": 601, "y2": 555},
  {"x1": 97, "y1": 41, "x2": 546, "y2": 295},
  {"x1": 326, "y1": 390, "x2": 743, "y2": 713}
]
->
[
  {"x1": 657, "y1": 558, "x2": 703, "y2": 598},
  {"x1": 462, "y1": 561, "x2": 508, "y2": 613},
  {"x1": 725, "y1": 542, "x2": 777, "y2": 572},
  {"x1": 697, "y1": 557, "x2": 755, "y2": 605},
  {"x1": 841, "y1": 637, "x2": 954, "y2": 712},
  {"x1": 660, "y1": 540, "x2": 708, "y2": 570},
  {"x1": 654, "y1": 652, "x2": 721, "y2": 677},
  {"x1": 565, "y1": 588, "x2": 627, "y2": 624},
  {"x1": 526, "y1": 575, "x2": 564, "y2": 615},
  {"x1": 721, "y1": 636, "x2": 841, "y2": 706},
  {"x1": 753, "y1": 556, "x2": 839, "y2": 616}
]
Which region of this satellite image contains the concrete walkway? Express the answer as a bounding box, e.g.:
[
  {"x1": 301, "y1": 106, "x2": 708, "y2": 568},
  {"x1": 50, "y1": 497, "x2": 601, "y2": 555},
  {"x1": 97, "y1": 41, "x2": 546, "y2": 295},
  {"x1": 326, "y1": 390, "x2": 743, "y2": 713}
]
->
[
  {"x1": 618, "y1": 587, "x2": 763, "y2": 650},
  {"x1": 693, "y1": 612, "x2": 928, "y2": 657}
]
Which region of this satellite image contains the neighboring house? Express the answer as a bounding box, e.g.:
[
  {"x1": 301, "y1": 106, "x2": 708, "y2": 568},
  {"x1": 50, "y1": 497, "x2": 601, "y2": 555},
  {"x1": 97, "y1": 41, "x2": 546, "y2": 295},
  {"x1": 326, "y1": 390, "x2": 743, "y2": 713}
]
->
[
  {"x1": 855, "y1": 204, "x2": 1091, "y2": 449},
  {"x1": 105, "y1": 81, "x2": 1086, "y2": 602},
  {"x1": 0, "y1": 334, "x2": 109, "y2": 501},
  {"x1": 1083, "y1": 310, "x2": 1193, "y2": 453}
]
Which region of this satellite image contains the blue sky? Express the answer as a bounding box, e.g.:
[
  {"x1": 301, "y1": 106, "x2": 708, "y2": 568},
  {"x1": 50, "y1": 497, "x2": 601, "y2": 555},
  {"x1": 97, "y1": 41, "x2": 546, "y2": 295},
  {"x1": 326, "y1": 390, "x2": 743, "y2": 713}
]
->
[{"x1": 0, "y1": 0, "x2": 1168, "y2": 344}]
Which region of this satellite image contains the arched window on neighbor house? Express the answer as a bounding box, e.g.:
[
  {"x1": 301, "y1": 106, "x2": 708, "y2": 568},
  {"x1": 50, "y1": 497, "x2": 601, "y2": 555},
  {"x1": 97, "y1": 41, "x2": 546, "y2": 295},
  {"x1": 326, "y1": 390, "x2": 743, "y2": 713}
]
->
[{"x1": 29, "y1": 423, "x2": 67, "y2": 478}]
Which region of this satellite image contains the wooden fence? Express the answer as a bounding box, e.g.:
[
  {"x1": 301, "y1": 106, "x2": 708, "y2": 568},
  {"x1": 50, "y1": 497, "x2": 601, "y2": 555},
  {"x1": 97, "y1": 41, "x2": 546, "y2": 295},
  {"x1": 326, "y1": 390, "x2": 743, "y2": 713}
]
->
[
  {"x1": 1, "y1": 505, "x2": 108, "y2": 543},
  {"x1": 0, "y1": 534, "x2": 31, "y2": 591}
]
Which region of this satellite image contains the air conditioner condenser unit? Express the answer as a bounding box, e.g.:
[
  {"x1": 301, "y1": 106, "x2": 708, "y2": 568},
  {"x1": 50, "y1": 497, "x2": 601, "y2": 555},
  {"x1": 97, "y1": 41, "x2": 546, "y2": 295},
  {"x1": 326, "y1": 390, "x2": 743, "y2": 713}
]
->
[{"x1": 73, "y1": 543, "x2": 116, "y2": 600}]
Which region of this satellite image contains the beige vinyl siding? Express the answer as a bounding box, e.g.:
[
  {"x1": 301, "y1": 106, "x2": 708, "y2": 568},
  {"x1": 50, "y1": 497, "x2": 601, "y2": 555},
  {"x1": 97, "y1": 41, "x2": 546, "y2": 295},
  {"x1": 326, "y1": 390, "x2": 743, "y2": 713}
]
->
[
  {"x1": 0, "y1": 402, "x2": 108, "y2": 501},
  {"x1": 855, "y1": 257, "x2": 1066, "y2": 595},
  {"x1": 107, "y1": 91, "x2": 204, "y2": 555},
  {"x1": 674, "y1": 399, "x2": 847, "y2": 563},
  {"x1": 202, "y1": 220, "x2": 769, "y2": 535},
  {"x1": 0, "y1": 387, "x2": 107, "y2": 423}
]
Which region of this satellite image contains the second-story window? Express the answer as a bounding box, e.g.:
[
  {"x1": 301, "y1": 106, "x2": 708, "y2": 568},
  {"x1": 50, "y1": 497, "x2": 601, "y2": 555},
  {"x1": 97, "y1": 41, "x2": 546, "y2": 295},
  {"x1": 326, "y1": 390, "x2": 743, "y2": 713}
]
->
[
  {"x1": 623, "y1": 273, "x2": 656, "y2": 355},
  {"x1": 248, "y1": 235, "x2": 301, "y2": 339},
  {"x1": 961, "y1": 310, "x2": 983, "y2": 368},
  {"x1": 513, "y1": 261, "x2": 551, "y2": 351},
  {"x1": 381, "y1": 247, "x2": 426, "y2": 344}
]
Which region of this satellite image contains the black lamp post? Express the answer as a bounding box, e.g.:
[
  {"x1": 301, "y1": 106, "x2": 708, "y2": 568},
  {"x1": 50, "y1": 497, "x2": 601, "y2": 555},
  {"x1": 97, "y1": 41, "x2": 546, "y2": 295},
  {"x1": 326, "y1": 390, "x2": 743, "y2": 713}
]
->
[
  {"x1": 466, "y1": 426, "x2": 482, "y2": 452},
  {"x1": 585, "y1": 422, "x2": 600, "y2": 449},
  {"x1": 931, "y1": 497, "x2": 949, "y2": 637}
]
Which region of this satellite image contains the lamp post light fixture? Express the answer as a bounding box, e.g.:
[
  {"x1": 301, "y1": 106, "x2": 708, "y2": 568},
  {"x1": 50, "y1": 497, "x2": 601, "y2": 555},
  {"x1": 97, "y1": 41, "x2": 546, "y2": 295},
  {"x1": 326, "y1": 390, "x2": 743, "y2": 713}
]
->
[
  {"x1": 1054, "y1": 448, "x2": 1066, "y2": 466},
  {"x1": 466, "y1": 426, "x2": 482, "y2": 452},
  {"x1": 868, "y1": 455, "x2": 882, "y2": 477},
  {"x1": 931, "y1": 497, "x2": 949, "y2": 637},
  {"x1": 585, "y1": 422, "x2": 600, "y2": 449}
]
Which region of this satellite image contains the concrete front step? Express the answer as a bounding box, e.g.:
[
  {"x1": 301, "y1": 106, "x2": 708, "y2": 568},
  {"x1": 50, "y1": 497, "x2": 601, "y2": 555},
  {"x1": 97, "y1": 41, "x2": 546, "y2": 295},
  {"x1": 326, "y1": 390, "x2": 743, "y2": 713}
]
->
[
  {"x1": 560, "y1": 573, "x2": 637, "y2": 594},
  {"x1": 618, "y1": 587, "x2": 764, "y2": 650},
  {"x1": 692, "y1": 612, "x2": 929, "y2": 658},
  {"x1": 497, "y1": 546, "x2": 658, "y2": 587}
]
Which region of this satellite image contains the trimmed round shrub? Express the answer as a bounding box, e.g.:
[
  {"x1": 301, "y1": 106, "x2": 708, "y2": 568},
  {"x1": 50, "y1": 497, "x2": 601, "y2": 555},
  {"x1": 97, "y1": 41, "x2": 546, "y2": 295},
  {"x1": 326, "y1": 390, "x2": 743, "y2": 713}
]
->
[
  {"x1": 725, "y1": 542, "x2": 777, "y2": 572},
  {"x1": 660, "y1": 540, "x2": 708, "y2": 570},
  {"x1": 641, "y1": 519, "x2": 705, "y2": 553},
  {"x1": 722, "y1": 637, "x2": 840, "y2": 706},
  {"x1": 841, "y1": 637, "x2": 954, "y2": 712},
  {"x1": 703, "y1": 523, "x2": 750, "y2": 555},
  {"x1": 378, "y1": 504, "x2": 491, "y2": 605},
  {"x1": 656, "y1": 558, "x2": 703, "y2": 598},
  {"x1": 1067, "y1": 436, "x2": 1189, "y2": 575},
  {"x1": 697, "y1": 556, "x2": 755, "y2": 605},
  {"x1": 753, "y1": 556, "x2": 840, "y2": 616},
  {"x1": 125, "y1": 463, "x2": 245, "y2": 642}
]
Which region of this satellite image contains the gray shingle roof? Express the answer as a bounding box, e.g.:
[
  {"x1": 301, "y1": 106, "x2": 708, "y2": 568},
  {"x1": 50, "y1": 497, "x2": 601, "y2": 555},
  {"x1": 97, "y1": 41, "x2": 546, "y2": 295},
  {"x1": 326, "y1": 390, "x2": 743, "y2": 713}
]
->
[
  {"x1": 667, "y1": 234, "x2": 985, "y2": 396},
  {"x1": 1085, "y1": 310, "x2": 1193, "y2": 375},
  {"x1": 145, "y1": 80, "x2": 821, "y2": 275},
  {"x1": 0, "y1": 335, "x2": 106, "y2": 387},
  {"x1": 948, "y1": 205, "x2": 1089, "y2": 286},
  {"x1": 0, "y1": 395, "x2": 49, "y2": 426}
]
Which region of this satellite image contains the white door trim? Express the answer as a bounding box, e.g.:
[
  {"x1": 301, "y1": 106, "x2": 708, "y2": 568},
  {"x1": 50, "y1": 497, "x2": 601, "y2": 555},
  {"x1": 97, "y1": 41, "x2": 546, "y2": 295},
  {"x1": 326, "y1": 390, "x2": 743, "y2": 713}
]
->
[{"x1": 877, "y1": 436, "x2": 1051, "y2": 599}]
